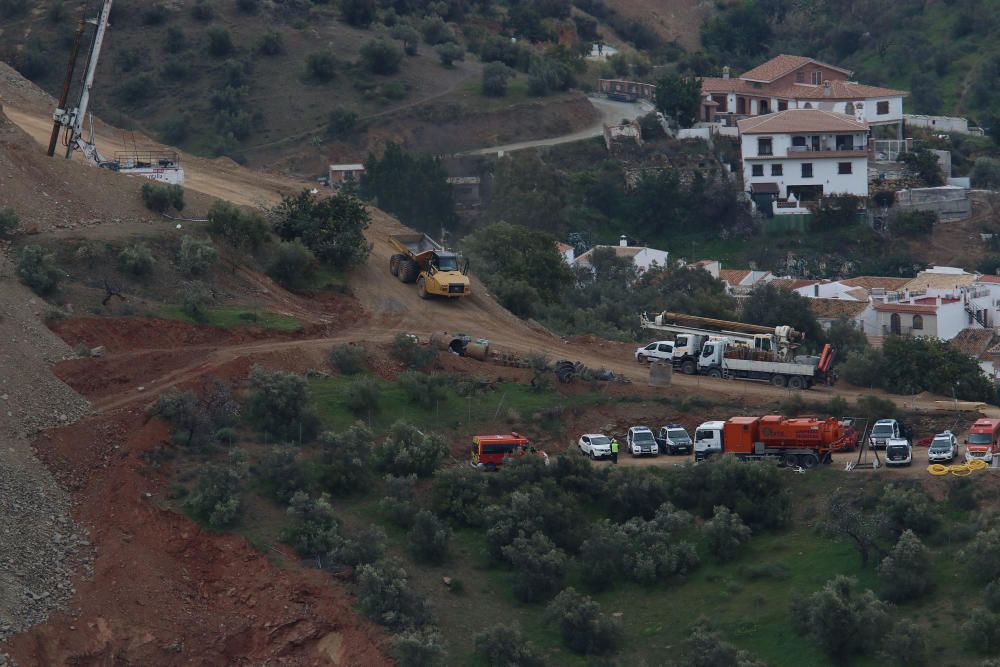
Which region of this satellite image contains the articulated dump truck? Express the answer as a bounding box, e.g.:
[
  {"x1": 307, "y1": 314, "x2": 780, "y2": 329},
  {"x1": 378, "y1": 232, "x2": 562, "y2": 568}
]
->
[{"x1": 389, "y1": 233, "x2": 471, "y2": 299}]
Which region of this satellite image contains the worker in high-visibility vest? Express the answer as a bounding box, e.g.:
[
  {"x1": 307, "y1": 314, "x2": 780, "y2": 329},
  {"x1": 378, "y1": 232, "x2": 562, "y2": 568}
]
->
[{"x1": 610, "y1": 438, "x2": 619, "y2": 464}]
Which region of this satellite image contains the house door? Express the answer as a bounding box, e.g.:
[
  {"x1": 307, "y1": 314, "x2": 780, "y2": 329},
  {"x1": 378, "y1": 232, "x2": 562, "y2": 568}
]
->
[
  {"x1": 890, "y1": 313, "x2": 901, "y2": 335},
  {"x1": 737, "y1": 97, "x2": 746, "y2": 114},
  {"x1": 759, "y1": 99, "x2": 769, "y2": 114}
]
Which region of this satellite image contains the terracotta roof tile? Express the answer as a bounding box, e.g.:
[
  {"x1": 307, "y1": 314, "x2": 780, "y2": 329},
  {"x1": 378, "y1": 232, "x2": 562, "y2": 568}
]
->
[
  {"x1": 807, "y1": 298, "x2": 869, "y2": 319},
  {"x1": 873, "y1": 302, "x2": 938, "y2": 314},
  {"x1": 737, "y1": 109, "x2": 869, "y2": 134},
  {"x1": 739, "y1": 55, "x2": 852, "y2": 83},
  {"x1": 839, "y1": 276, "x2": 910, "y2": 291},
  {"x1": 902, "y1": 271, "x2": 978, "y2": 292},
  {"x1": 770, "y1": 278, "x2": 820, "y2": 290},
  {"x1": 719, "y1": 269, "x2": 751, "y2": 285},
  {"x1": 951, "y1": 329, "x2": 998, "y2": 358},
  {"x1": 701, "y1": 77, "x2": 759, "y2": 94},
  {"x1": 769, "y1": 80, "x2": 908, "y2": 100},
  {"x1": 977, "y1": 275, "x2": 1000, "y2": 284}
]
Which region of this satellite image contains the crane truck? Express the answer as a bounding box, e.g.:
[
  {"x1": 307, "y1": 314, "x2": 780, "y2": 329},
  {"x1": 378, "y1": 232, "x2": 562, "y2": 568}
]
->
[
  {"x1": 48, "y1": 0, "x2": 184, "y2": 184},
  {"x1": 639, "y1": 311, "x2": 836, "y2": 389},
  {"x1": 694, "y1": 415, "x2": 858, "y2": 468},
  {"x1": 389, "y1": 233, "x2": 471, "y2": 299}
]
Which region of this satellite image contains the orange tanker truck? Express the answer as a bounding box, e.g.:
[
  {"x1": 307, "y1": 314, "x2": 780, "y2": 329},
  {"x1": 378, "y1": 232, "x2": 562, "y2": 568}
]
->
[{"x1": 694, "y1": 415, "x2": 857, "y2": 468}]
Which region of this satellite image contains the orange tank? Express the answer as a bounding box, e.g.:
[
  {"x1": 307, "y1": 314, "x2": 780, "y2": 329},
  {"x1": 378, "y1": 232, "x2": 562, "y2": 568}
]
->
[{"x1": 723, "y1": 416, "x2": 854, "y2": 455}]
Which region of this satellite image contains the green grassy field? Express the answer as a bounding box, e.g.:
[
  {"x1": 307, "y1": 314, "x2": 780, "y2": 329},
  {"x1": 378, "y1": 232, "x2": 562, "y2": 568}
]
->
[{"x1": 158, "y1": 305, "x2": 303, "y2": 331}]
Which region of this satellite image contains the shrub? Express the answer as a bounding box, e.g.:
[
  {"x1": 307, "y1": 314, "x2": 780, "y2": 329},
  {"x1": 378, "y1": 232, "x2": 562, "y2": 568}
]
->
[
  {"x1": 792, "y1": 575, "x2": 891, "y2": 659},
  {"x1": 890, "y1": 209, "x2": 936, "y2": 237},
  {"x1": 141, "y1": 4, "x2": 169, "y2": 25},
  {"x1": 485, "y1": 487, "x2": 584, "y2": 560},
  {"x1": 380, "y1": 474, "x2": 418, "y2": 528},
  {"x1": 236, "y1": 0, "x2": 259, "y2": 14},
  {"x1": 822, "y1": 491, "x2": 885, "y2": 568},
  {"x1": 398, "y1": 371, "x2": 447, "y2": 408},
  {"x1": 355, "y1": 559, "x2": 433, "y2": 630},
  {"x1": 407, "y1": 510, "x2": 451, "y2": 564},
  {"x1": 435, "y1": 42, "x2": 464, "y2": 67},
  {"x1": 245, "y1": 365, "x2": 320, "y2": 442},
  {"x1": 253, "y1": 447, "x2": 308, "y2": 503},
  {"x1": 267, "y1": 240, "x2": 318, "y2": 289},
  {"x1": 877, "y1": 529, "x2": 932, "y2": 602},
  {"x1": 389, "y1": 333, "x2": 437, "y2": 370},
  {"x1": 343, "y1": 376, "x2": 381, "y2": 416},
  {"x1": 431, "y1": 466, "x2": 489, "y2": 526},
  {"x1": 206, "y1": 200, "x2": 269, "y2": 251},
  {"x1": 503, "y1": 532, "x2": 567, "y2": 602},
  {"x1": 879, "y1": 619, "x2": 927, "y2": 667},
  {"x1": 181, "y1": 281, "x2": 212, "y2": 322},
  {"x1": 329, "y1": 525, "x2": 387, "y2": 567},
  {"x1": 961, "y1": 608, "x2": 1000, "y2": 654},
  {"x1": 682, "y1": 623, "x2": 767, "y2": 667},
  {"x1": 256, "y1": 30, "x2": 284, "y2": 56},
  {"x1": 17, "y1": 245, "x2": 62, "y2": 295},
  {"x1": 191, "y1": 1, "x2": 215, "y2": 21},
  {"x1": 614, "y1": 504, "x2": 699, "y2": 584},
  {"x1": 704, "y1": 505, "x2": 752, "y2": 562},
  {"x1": 177, "y1": 236, "x2": 217, "y2": 276},
  {"x1": 161, "y1": 57, "x2": 194, "y2": 81},
  {"x1": 473, "y1": 624, "x2": 543, "y2": 667},
  {"x1": 961, "y1": 528, "x2": 1000, "y2": 583},
  {"x1": 421, "y1": 16, "x2": 452, "y2": 45},
  {"x1": 280, "y1": 492, "x2": 340, "y2": 556},
  {"x1": 316, "y1": 423, "x2": 375, "y2": 495},
  {"x1": 327, "y1": 344, "x2": 367, "y2": 375},
  {"x1": 971, "y1": 157, "x2": 1000, "y2": 189},
  {"x1": 206, "y1": 28, "x2": 234, "y2": 57},
  {"x1": 140, "y1": 182, "x2": 184, "y2": 213},
  {"x1": 360, "y1": 39, "x2": 403, "y2": 75},
  {"x1": 987, "y1": 579, "x2": 1000, "y2": 613},
  {"x1": 375, "y1": 421, "x2": 448, "y2": 477},
  {"x1": 391, "y1": 629, "x2": 446, "y2": 667},
  {"x1": 391, "y1": 24, "x2": 420, "y2": 55},
  {"x1": 579, "y1": 521, "x2": 627, "y2": 591},
  {"x1": 482, "y1": 62, "x2": 513, "y2": 97},
  {"x1": 879, "y1": 484, "x2": 940, "y2": 537},
  {"x1": 326, "y1": 106, "x2": 358, "y2": 139},
  {"x1": 604, "y1": 467, "x2": 669, "y2": 521},
  {"x1": 0, "y1": 206, "x2": 20, "y2": 238},
  {"x1": 340, "y1": 0, "x2": 376, "y2": 27},
  {"x1": 118, "y1": 243, "x2": 155, "y2": 276},
  {"x1": 271, "y1": 190, "x2": 371, "y2": 267},
  {"x1": 185, "y1": 462, "x2": 243, "y2": 528},
  {"x1": 305, "y1": 51, "x2": 338, "y2": 82},
  {"x1": 148, "y1": 379, "x2": 237, "y2": 448},
  {"x1": 840, "y1": 349, "x2": 886, "y2": 388},
  {"x1": 164, "y1": 26, "x2": 186, "y2": 53},
  {"x1": 545, "y1": 588, "x2": 621, "y2": 655}
]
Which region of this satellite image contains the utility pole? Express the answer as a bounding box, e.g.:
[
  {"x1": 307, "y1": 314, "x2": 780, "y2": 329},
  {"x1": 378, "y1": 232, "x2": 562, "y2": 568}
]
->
[{"x1": 47, "y1": 18, "x2": 86, "y2": 157}]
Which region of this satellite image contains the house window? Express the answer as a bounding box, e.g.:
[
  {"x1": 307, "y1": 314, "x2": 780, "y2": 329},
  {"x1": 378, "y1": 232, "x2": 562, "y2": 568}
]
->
[
  {"x1": 803, "y1": 102, "x2": 813, "y2": 109},
  {"x1": 771, "y1": 164, "x2": 783, "y2": 176},
  {"x1": 795, "y1": 72, "x2": 804, "y2": 83},
  {"x1": 877, "y1": 101, "x2": 890, "y2": 115},
  {"x1": 812, "y1": 70, "x2": 823, "y2": 85},
  {"x1": 912, "y1": 314, "x2": 923, "y2": 330},
  {"x1": 838, "y1": 162, "x2": 852, "y2": 174},
  {"x1": 751, "y1": 165, "x2": 764, "y2": 177},
  {"x1": 801, "y1": 163, "x2": 814, "y2": 178},
  {"x1": 757, "y1": 138, "x2": 772, "y2": 155},
  {"x1": 778, "y1": 100, "x2": 788, "y2": 111},
  {"x1": 845, "y1": 102, "x2": 855, "y2": 116},
  {"x1": 792, "y1": 136, "x2": 807, "y2": 147}
]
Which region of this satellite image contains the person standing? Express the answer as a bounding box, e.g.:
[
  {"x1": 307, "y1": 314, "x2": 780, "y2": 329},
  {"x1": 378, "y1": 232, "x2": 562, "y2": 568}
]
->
[{"x1": 610, "y1": 437, "x2": 619, "y2": 464}]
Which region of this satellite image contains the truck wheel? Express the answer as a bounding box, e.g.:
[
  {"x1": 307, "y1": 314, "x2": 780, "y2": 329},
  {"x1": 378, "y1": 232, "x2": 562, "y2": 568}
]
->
[
  {"x1": 637, "y1": 354, "x2": 647, "y2": 364},
  {"x1": 782, "y1": 452, "x2": 799, "y2": 467},
  {"x1": 484, "y1": 462, "x2": 497, "y2": 472},
  {"x1": 788, "y1": 376, "x2": 805, "y2": 390},
  {"x1": 417, "y1": 277, "x2": 431, "y2": 299},
  {"x1": 708, "y1": 368, "x2": 722, "y2": 379},
  {"x1": 398, "y1": 259, "x2": 419, "y2": 283},
  {"x1": 800, "y1": 453, "x2": 819, "y2": 469},
  {"x1": 681, "y1": 360, "x2": 696, "y2": 375},
  {"x1": 770, "y1": 375, "x2": 787, "y2": 388},
  {"x1": 389, "y1": 254, "x2": 405, "y2": 277}
]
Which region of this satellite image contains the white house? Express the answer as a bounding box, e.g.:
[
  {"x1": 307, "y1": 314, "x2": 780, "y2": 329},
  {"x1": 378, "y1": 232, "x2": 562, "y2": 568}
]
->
[
  {"x1": 737, "y1": 109, "x2": 870, "y2": 213},
  {"x1": 700, "y1": 54, "x2": 907, "y2": 135},
  {"x1": 718, "y1": 268, "x2": 774, "y2": 295},
  {"x1": 573, "y1": 236, "x2": 668, "y2": 273},
  {"x1": 556, "y1": 242, "x2": 575, "y2": 265}
]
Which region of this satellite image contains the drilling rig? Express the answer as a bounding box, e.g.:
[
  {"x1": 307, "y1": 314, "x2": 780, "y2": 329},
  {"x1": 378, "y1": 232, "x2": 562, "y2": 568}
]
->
[{"x1": 48, "y1": 0, "x2": 184, "y2": 185}]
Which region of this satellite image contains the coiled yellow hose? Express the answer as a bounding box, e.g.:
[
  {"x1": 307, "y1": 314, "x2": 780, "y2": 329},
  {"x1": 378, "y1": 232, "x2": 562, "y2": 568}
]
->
[{"x1": 927, "y1": 460, "x2": 989, "y2": 476}]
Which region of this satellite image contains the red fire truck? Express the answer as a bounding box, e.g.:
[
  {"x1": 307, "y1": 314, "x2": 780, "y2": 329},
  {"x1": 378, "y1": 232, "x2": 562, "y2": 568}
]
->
[{"x1": 470, "y1": 433, "x2": 548, "y2": 471}]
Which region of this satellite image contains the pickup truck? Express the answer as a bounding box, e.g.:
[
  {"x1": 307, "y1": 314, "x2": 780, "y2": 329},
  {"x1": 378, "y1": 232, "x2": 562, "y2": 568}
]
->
[
  {"x1": 627, "y1": 426, "x2": 659, "y2": 457},
  {"x1": 655, "y1": 424, "x2": 692, "y2": 455}
]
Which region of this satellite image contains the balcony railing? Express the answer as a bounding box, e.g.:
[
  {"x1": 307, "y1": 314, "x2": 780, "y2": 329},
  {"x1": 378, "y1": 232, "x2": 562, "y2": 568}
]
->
[{"x1": 787, "y1": 145, "x2": 867, "y2": 153}]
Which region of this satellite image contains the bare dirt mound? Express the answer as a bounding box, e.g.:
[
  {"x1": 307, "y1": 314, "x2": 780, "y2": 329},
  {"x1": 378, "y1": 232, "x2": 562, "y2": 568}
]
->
[
  {"x1": 603, "y1": 0, "x2": 708, "y2": 50},
  {"x1": 5, "y1": 411, "x2": 390, "y2": 667}
]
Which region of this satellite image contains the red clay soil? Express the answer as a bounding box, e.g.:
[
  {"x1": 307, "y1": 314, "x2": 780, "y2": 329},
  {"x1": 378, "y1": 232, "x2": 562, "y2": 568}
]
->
[{"x1": 4, "y1": 409, "x2": 390, "y2": 667}]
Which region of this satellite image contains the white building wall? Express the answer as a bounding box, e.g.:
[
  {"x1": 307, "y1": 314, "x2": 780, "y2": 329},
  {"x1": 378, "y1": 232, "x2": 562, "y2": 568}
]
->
[
  {"x1": 794, "y1": 281, "x2": 862, "y2": 299},
  {"x1": 936, "y1": 301, "x2": 968, "y2": 340},
  {"x1": 743, "y1": 156, "x2": 868, "y2": 199},
  {"x1": 862, "y1": 97, "x2": 904, "y2": 124}
]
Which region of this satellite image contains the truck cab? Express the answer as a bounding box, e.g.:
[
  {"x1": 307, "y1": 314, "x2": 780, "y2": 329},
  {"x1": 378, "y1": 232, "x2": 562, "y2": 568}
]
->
[
  {"x1": 635, "y1": 341, "x2": 674, "y2": 364},
  {"x1": 869, "y1": 419, "x2": 901, "y2": 450},
  {"x1": 694, "y1": 421, "x2": 725, "y2": 461},
  {"x1": 671, "y1": 333, "x2": 707, "y2": 375},
  {"x1": 965, "y1": 418, "x2": 1000, "y2": 463},
  {"x1": 884, "y1": 438, "x2": 912, "y2": 467},
  {"x1": 656, "y1": 424, "x2": 692, "y2": 455},
  {"x1": 627, "y1": 426, "x2": 659, "y2": 457}
]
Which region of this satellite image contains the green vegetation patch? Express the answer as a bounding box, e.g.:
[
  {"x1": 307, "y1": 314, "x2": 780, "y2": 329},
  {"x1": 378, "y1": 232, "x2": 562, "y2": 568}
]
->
[{"x1": 159, "y1": 305, "x2": 302, "y2": 331}]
